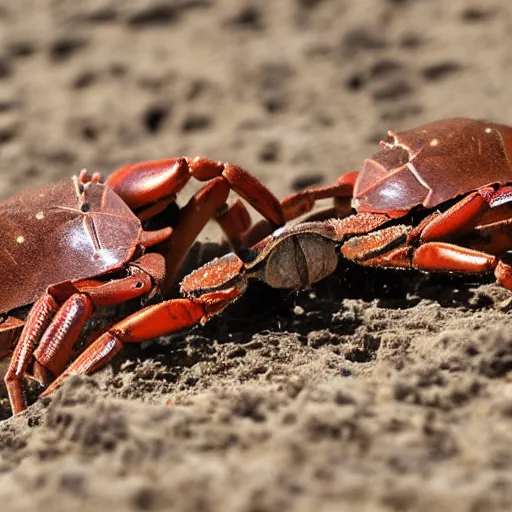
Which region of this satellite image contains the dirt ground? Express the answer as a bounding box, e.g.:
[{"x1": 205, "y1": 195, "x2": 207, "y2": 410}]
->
[{"x1": 2, "y1": 1, "x2": 512, "y2": 511}]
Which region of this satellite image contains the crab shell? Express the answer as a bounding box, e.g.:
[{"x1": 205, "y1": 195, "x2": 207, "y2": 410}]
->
[
  {"x1": 353, "y1": 118, "x2": 512, "y2": 218},
  {"x1": 0, "y1": 179, "x2": 143, "y2": 314}
]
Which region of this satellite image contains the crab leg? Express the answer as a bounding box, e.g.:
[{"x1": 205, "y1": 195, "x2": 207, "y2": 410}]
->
[
  {"x1": 342, "y1": 222, "x2": 496, "y2": 266},
  {"x1": 239, "y1": 172, "x2": 359, "y2": 248},
  {"x1": 30, "y1": 294, "x2": 95, "y2": 386},
  {"x1": 160, "y1": 177, "x2": 230, "y2": 290},
  {"x1": 416, "y1": 186, "x2": 512, "y2": 242},
  {"x1": 413, "y1": 242, "x2": 512, "y2": 292},
  {"x1": 4, "y1": 293, "x2": 59, "y2": 414},
  {"x1": 31, "y1": 265, "x2": 159, "y2": 383},
  {"x1": 495, "y1": 260, "x2": 512, "y2": 290},
  {"x1": 280, "y1": 172, "x2": 358, "y2": 221},
  {"x1": 0, "y1": 316, "x2": 24, "y2": 360},
  {"x1": 4, "y1": 254, "x2": 165, "y2": 414},
  {"x1": 411, "y1": 243, "x2": 496, "y2": 272},
  {"x1": 40, "y1": 285, "x2": 246, "y2": 398},
  {"x1": 341, "y1": 224, "x2": 512, "y2": 291},
  {"x1": 106, "y1": 156, "x2": 285, "y2": 234},
  {"x1": 215, "y1": 199, "x2": 252, "y2": 249}
]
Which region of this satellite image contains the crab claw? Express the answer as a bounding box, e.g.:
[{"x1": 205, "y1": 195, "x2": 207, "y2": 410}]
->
[{"x1": 180, "y1": 253, "x2": 246, "y2": 296}]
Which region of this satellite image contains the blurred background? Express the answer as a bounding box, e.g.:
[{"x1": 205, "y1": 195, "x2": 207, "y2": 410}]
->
[{"x1": 1, "y1": 0, "x2": 510, "y2": 207}]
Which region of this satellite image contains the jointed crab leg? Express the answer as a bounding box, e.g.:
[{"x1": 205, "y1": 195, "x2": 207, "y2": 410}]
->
[
  {"x1": 239, "y1": 171, "x2": 359, "y2": 248},
  {"x1": 340, "y1": 184, "x2": 512, "y2": 290},
  {"x1": 215, "y1": 199, "x2": 252, "y2": 249},
  {"x1": 160, "y1": 177, "x2": 231, "y2": 290},
  {"x1": 5, "y1": 292, "x2": 59, "y2": 414},
  {"x1": 344, "y1": 229, "x2": 508, "y2": 281},
  {"x1": 4, "y1": 253, "x2": 166, "y2": 414},
  {"x1": 40, "y1": 285, "x2": 246, "y2": 398},
  {"x1": 410, "y1": 186, "x2": 512, "y2": 242},
  {"x1": 280, "y1": 172, "x2": 358, "y2": 221},
  {"x1": 106, "y1": 156, "x2": 290, "y2": 288},
  {"x1": 107, "y1": 156, "x2": 285, "y2": 236}
]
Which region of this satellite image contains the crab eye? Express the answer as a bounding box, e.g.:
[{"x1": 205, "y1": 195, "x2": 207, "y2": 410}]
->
[{"x1": 80, "y1": 202, "x2": 90, "y2": 212}]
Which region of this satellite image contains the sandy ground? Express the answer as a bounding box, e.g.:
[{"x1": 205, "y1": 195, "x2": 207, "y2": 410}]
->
[{"x1": 2, "y1": 0, "x2": 512, "y2": 510}]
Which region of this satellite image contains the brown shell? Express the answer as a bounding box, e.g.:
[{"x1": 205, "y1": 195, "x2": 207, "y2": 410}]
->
[
  {"x1": 0, "y1": 179, "x2": 142, "y2": 313},
  {"x1": 353, "y1": 118, "x2": 512, "y2": 217}
]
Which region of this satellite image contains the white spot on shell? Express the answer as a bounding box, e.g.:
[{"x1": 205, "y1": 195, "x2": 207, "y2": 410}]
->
[
  {"x1": 429, "y1": 138, "x2": 439, "y2": 147},
  {"x1": 485, "y1": 127, "x2": 493, "y2": 134},
  {"x1": 16, "y1": 236, "x2": 25, "y2": 244},
  {"x1": 35, "y1": 211, "x2": 45, "y2": 220}
]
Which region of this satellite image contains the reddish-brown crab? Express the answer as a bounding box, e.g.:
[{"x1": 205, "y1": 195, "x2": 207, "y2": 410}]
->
[
  {"x1": 1, "y1": 156, "x2": 352, "y2": 415},
  {"x1": 340, "y1": 117, "x2": 512, "y2": 288},
  {"x1": 0, "y1": 158, "x2": 284, "y2": 414}
]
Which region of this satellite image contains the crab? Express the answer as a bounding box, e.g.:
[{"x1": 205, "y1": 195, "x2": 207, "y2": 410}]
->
[
  {"x1": 1, "y1": 156, "x2": 354, "y2": 415},
  {"x1": 0, "y1": 157, "x2": 286, "y2": 414},
  {"x1": 339, "y1": 117, "x2": 512, "y2": 289}
]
